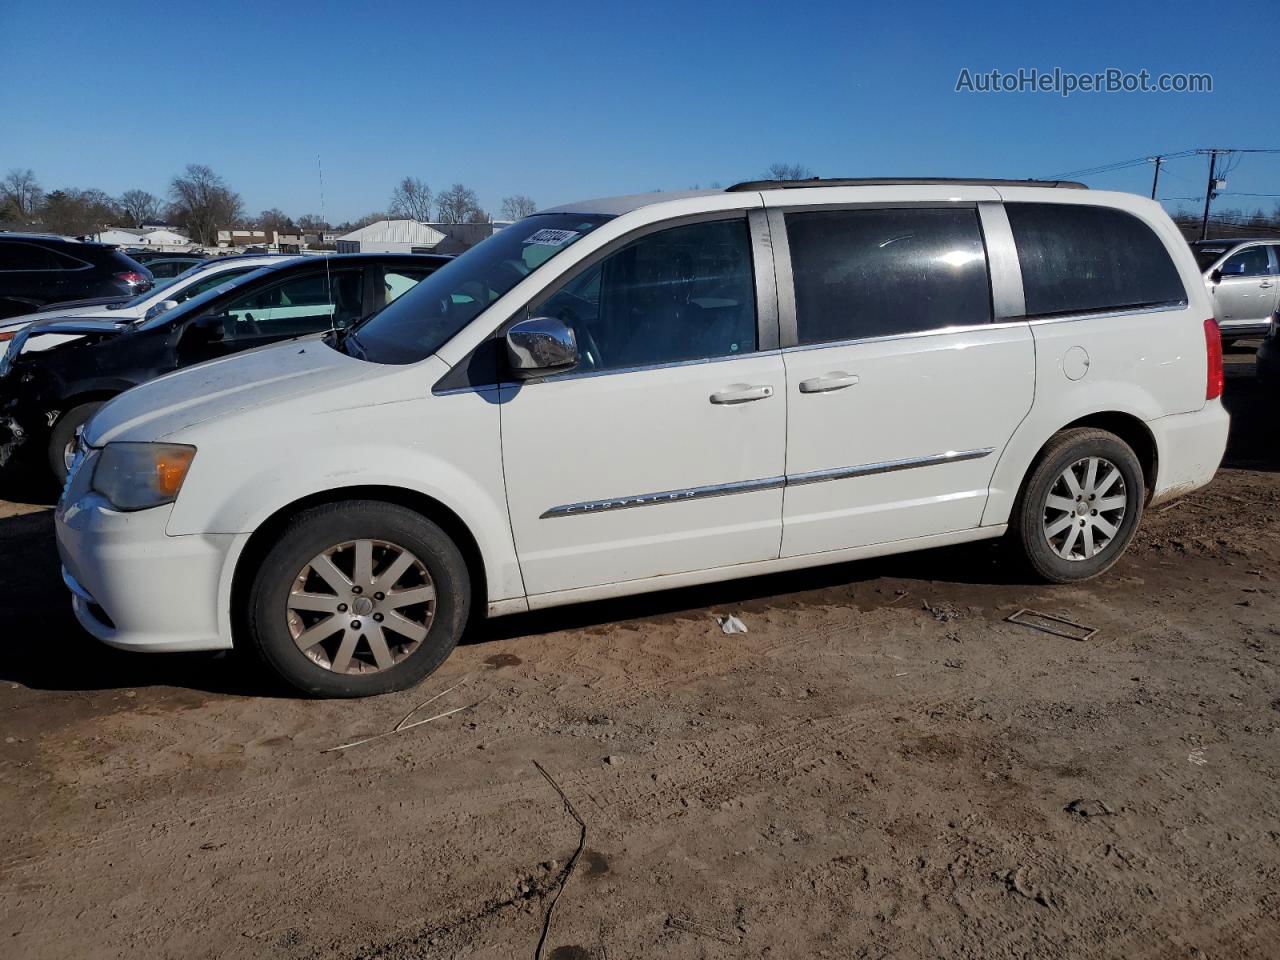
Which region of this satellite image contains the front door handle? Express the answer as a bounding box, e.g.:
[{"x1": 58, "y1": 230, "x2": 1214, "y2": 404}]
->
[
  {"x1": 709, "y1": 384, "x2": 774, "y2": 404},
  {"x1": 799, "y1": 373, "x2": 860, "y2": 393},
  {"x1": 1260, "y1": 281, "x2": 1274, "y2": 288}
]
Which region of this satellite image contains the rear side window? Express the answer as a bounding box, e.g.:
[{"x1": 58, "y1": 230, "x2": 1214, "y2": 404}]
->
[
  {"x1": 181, "y1": 267, "x2": 252, "y2": 300},
  {"x1": 0, "y1": 242, "x2": 72, "y2": 271},
  {"x1": 1006, "y1": 203, "x2": 1186, "y2": 317},
  {"x1": 785, "y1": 208, "x2": 991, "y2": 345}
]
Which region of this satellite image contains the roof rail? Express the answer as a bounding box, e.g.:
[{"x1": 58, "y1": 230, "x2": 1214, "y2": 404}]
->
[{"x1": 725, "y1": 177, "x2": 1088, "y2": 192}]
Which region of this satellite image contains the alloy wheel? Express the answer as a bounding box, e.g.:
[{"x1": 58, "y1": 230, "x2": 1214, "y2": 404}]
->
[
  {"x1": 1041, "y1": 456, "x2": 1128, "y2": 561},
  {"x1": 286, "y1": 539, "x2": 436, "y2": 674}
]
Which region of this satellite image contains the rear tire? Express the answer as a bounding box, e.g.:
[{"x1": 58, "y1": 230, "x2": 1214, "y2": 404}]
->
[
  {"x1": 47, "y1": 401, "x2": 103, "y2": 487},
  {"x1": 245, "y1": 501, "x2": 470, "y2": 698},
  {"x1": 1012, "y1": 428, "x2": 1144, "y2": 583}
]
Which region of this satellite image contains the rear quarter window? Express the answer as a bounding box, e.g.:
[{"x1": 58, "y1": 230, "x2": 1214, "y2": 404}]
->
[{"x1": 1006, "y1": 203, "x2": 1187, "y2": 318}]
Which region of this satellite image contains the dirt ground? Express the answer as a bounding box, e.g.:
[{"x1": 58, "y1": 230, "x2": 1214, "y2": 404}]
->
[{"x1": 1, "y1": 347, "x2": 1277, "y2": 960}]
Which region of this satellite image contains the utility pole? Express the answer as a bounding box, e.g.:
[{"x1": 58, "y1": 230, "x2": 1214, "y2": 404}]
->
[
  {"x1": 1150, "y1": 155, "x2": 1163, "y2": 199},
  {"x1": 1199, "y1": 150, "x2": 1218, "y2": 240}
]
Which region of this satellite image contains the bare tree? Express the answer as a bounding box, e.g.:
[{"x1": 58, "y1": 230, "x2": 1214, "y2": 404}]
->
[
  {"x1": 435, "y1": 183, "x2": 487, "y2": 223},
  {"x1": 117, "y1": 189, "x2": 162, "y2": 228},
  {"x1": 42, "y1": 188, "x2": 120, "y2": 236},
  {"x1": 335, "y1": 211, "x2": 387, "y2": 232},
  {"x1": 256, "y1": 208, "x2": 294, "y2": 235},
  {"x1": 763, "y1": 162, "x2": 814, "y2": 181},
  {"x1": 1, "y1": 168, "x2": 43, "y2": 222},
  {"x1": 389, "y1": 177, "x2": 433, "y2": 221},
  {"x1": 296, "y1": 213, "x2": 329, "y2": 233},
  {"x1": 168, "y1": 164, "x2": 244, "y2": 245},
  {"x1": 500, "y1": 194, "x2": 537, "y2": 220}
]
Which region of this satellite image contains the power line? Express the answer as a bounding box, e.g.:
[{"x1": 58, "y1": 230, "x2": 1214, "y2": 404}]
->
[
  {"x1": 1043, "y1": 147, "x2": 1280, "y2": 182},
  {"x1": 1044, "y1": 149, "x2": 1199, "y2": 181}
]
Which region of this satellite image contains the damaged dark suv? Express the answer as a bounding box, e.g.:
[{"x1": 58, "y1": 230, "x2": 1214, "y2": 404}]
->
[{"x1": 0, "y1": 252, "x2": 448, "y2": 487}]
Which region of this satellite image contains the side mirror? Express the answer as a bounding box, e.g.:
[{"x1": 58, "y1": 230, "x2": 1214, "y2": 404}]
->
[
  {"x1": 144, "y1": 299, "x2": 180, "y2": 322},
  {"x1": 505, "y1": 316, "x2": 578, "y2": 379},
  {"x1": 1210, "y1": 269, "x2": 1222, "y2": 284},
  {"x1": 178, "y1": 311, "x2": 228, "y2": 344}
]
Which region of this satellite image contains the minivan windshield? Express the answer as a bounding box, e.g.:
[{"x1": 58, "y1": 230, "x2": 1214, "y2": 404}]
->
[
  {"x1": 346, "y1": 213, "x2": 612, "y2": 364},
  {"x1": 133, "y1": 266, "x2": 275, "y2": 329}
]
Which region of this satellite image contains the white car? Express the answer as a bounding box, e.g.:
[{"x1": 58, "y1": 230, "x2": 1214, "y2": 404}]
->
[
  {"x1": 56, "y1": 179, "x2": 1229, "y2": 698},
  {"x1": 0, "y1": 254, "x2": 297, "y2": 352}
]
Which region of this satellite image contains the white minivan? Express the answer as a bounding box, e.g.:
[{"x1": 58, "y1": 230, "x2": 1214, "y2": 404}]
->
[{"x1": 56, "y1": 179, "x2": 1229, "y2": 697}]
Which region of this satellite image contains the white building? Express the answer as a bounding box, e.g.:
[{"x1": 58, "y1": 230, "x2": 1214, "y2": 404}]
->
[
  {"x1": 335, "y1": 219, "x2": 448, "y2": 254},
  {"x1": 92, "y1": 227, "x2": 193, "y2": 249},
  {"x1": 139, "y1": 228, "x2": 190, "y2": 246}
]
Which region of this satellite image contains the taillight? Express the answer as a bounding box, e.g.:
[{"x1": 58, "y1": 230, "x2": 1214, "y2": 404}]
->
[
  {"x1": 0, "y1": 331, "x2": 14, "y2": 343},
  {"x1": 115, "y1": 271, "x2": 148, "y2": 287},
  {"x1": 1204, "y1": 318, "x2": 1223, "y2": 400}
]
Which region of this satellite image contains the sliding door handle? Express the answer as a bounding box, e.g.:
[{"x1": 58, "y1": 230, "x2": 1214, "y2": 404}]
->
[
  {"x1": 799, "y1": 373, "x2": 860, "y2": 393},
  {"x1": 710, "y1": 384, "x2": 774, "y2": 404}
]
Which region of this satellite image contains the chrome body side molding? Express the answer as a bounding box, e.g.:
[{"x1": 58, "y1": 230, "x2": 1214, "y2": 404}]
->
[
  {"x1": 540, "y1": 475, "x2": 785, "y2": 519},
  {"x1": 541, "y1": 448, "x2": 994, "y2": 518},
  {"x1": 785, "y1": 447, "x2": 994, "y2": 486}
]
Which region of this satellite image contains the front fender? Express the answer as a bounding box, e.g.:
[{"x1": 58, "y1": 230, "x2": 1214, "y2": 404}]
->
[{"x1": 166, "y1": 388, "x2": 523, "y2": 605}]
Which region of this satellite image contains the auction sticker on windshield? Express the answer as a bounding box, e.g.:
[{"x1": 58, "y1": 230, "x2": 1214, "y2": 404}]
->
[{"x1": 523, "y1": 228, "x2": 578, "y2": 246}]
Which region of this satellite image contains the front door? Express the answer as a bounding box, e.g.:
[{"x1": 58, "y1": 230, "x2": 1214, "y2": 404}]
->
[
  {"x1": 499, "y1": 216, "x2": 787, "y2": 596},
  {"x1": 775, "y1": 205, "x2": 1035, "y2": 557},
  {"x1": 1212, "y1": 244, "x2": 1275, "y2": 326}
]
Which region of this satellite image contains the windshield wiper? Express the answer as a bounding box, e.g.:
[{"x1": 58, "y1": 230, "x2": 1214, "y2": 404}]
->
[{"x1": 328, "y1": 325, "x2": 367, "y2": 359}]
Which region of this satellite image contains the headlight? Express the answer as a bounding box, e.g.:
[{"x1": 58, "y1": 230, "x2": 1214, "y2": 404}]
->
[{"x1": 91, "y1": 442, "x2": 196, "y2": 511}]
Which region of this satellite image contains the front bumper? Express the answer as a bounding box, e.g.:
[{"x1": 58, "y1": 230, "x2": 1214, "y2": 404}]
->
[
  {"x1": 56, "y1": 490, "x2": 237, "y2": 652},
  {"x1": 1147, "y1": 400, "x2": 1231, "y2": 506}
]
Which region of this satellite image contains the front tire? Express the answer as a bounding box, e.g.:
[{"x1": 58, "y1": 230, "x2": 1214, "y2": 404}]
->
[
  {"x1": 245, "y1": 501, "x2": 470, "y2": 698},
  {"x1": 1012, "y1": 428, "x2": 1144, "y2": 583},
  {"x1": 47, "y1": 401, "x2": 103, "y2": 486}
]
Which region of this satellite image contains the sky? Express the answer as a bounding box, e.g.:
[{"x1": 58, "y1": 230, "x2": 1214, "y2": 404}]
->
[{"x1": 2, "y1": 0, "x2": 1276, "y2": 226}]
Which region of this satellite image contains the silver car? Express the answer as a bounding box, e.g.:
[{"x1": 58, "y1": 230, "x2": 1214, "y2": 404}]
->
[{"x1": 1190, "y1": 238, "x2": 1280, "y2": 341}]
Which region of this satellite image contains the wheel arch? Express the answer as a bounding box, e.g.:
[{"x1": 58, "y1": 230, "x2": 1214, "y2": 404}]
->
[
  {"x1": 228, "y1": 484, "x2": 490, "y2": 648},
  {"x1": 57, "y1": 390, "x2": 123, "y2": 417},
  {"x1": 1056, "y1": 411, "x2": 1157, "y2": 500},
  {"x1": 984, "y1": 406, "x2": 1161, "y2": 526}
]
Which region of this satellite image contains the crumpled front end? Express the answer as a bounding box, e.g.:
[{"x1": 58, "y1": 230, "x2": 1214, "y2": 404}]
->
[{"x1": 0, "y1": 412, "x2": 26, "y2": 469}]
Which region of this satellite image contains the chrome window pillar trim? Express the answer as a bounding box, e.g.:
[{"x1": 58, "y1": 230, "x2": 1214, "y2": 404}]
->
[
  {"x1": 540, "y1": 475, "x2": 786, "y2": 519},
  {"x1": 748, "y1": 208, "x2": 780, "y2": 351},
  {"x1": 785, "y1": 447, "x2": 994, "y2": 487},
  {"x1": 540, "y1": 447, "x2": 994, "y2": 519},
  {"x1": 977, "y1": 201, "x2": 1025, "y2": 320},
  {"x1": 767, "y1": 209, "x2": 799, "y2": 348}
]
